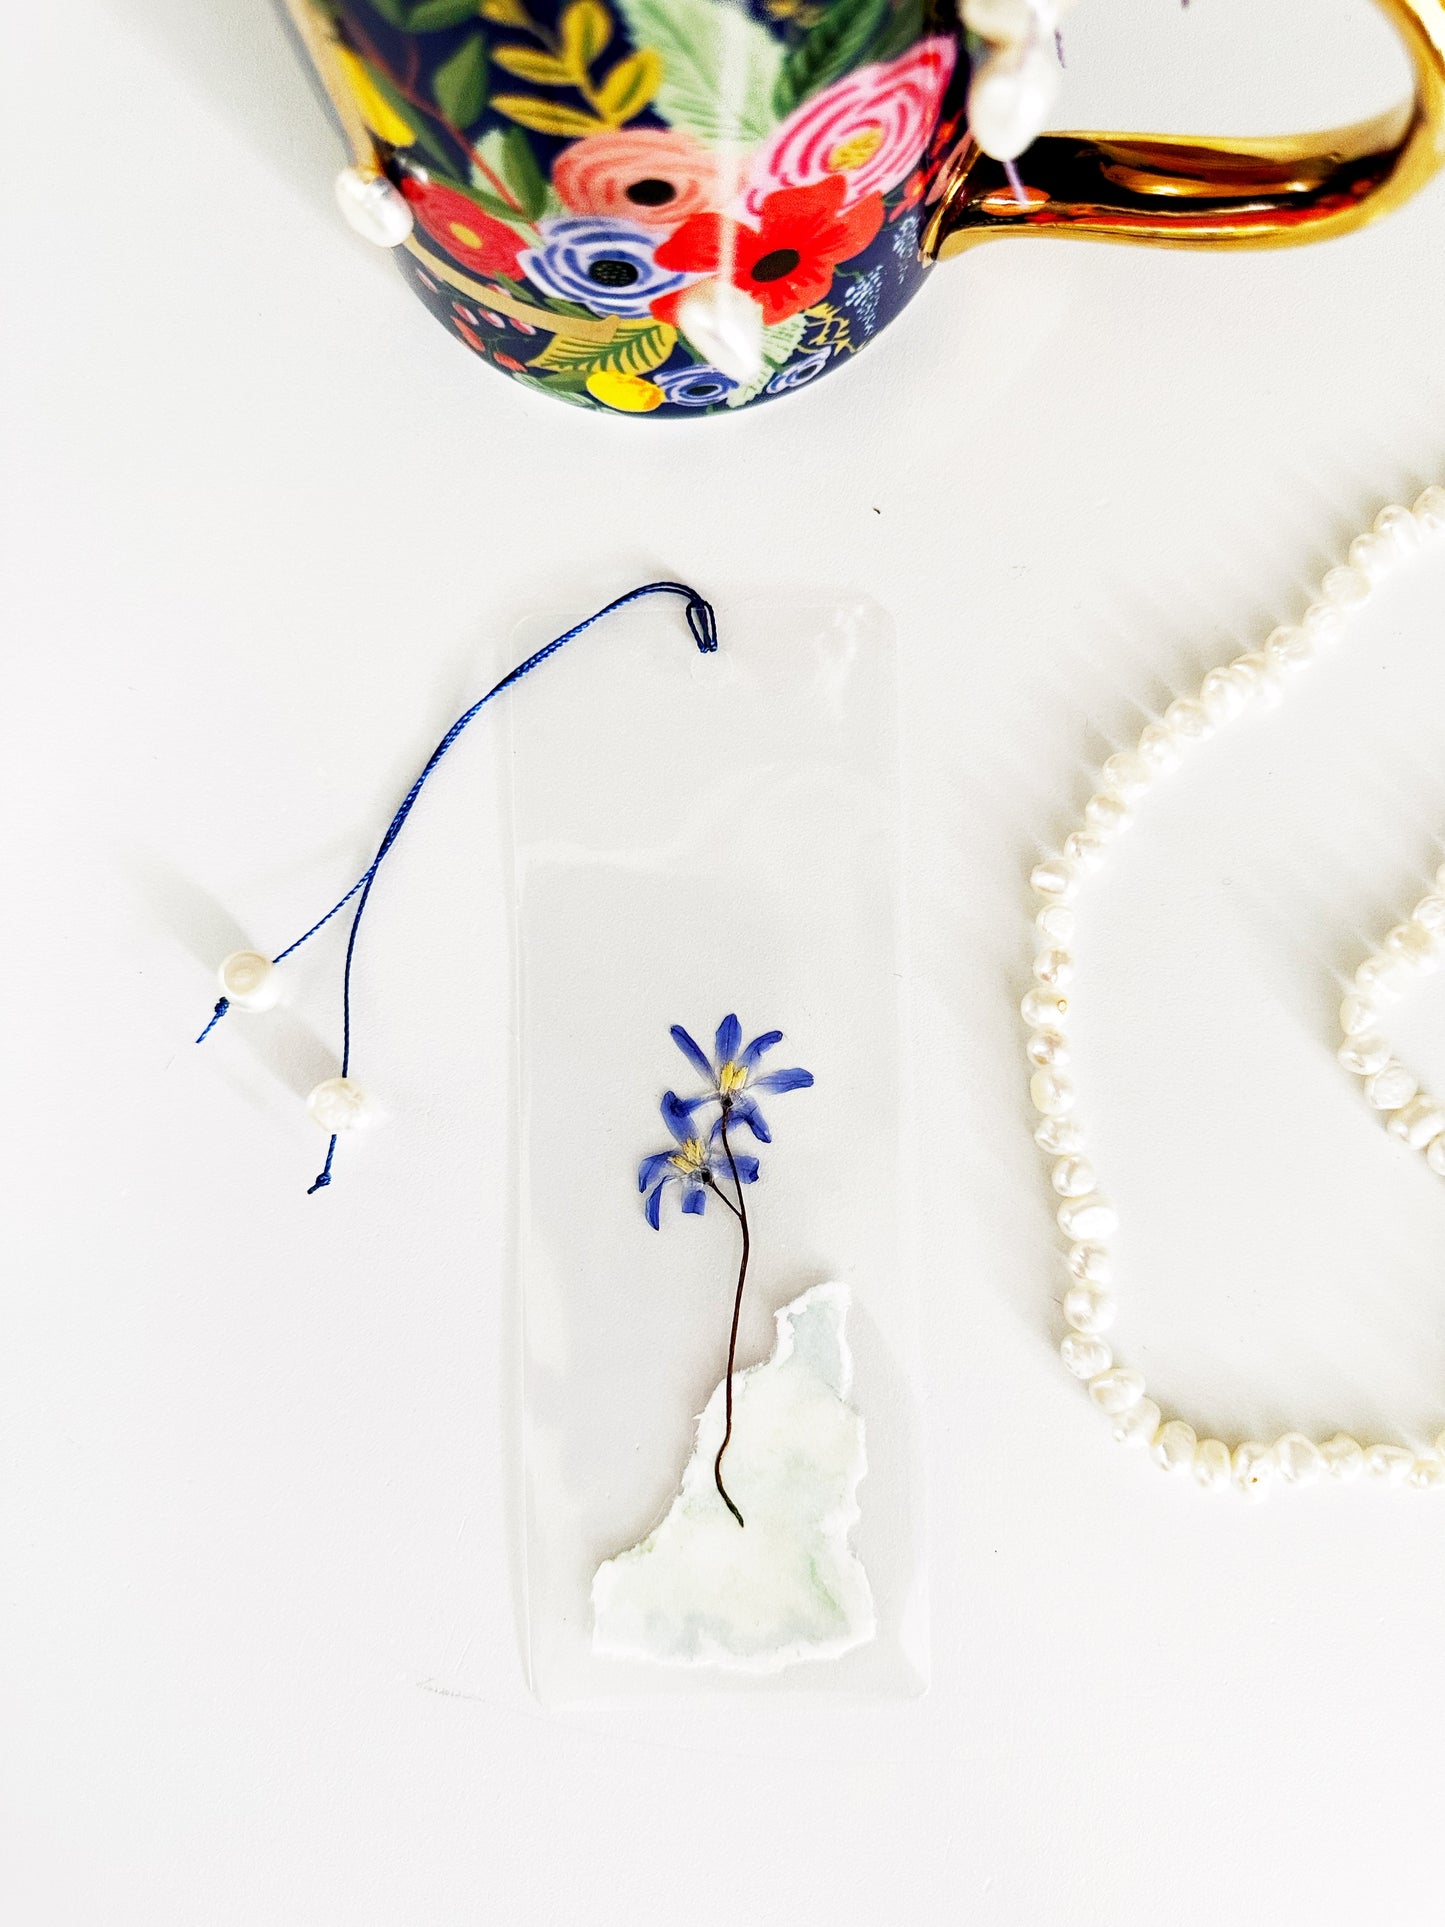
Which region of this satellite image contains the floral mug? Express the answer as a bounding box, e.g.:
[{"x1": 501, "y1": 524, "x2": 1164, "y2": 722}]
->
[{"x1": 284, "y1": 0, "x2": 1445, "y2": 416}]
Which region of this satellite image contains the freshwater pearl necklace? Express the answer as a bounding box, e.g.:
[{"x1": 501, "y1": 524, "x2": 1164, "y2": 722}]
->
[{"x1": 1025, "y1": 486, "x2": 1445, "y2": 1500}]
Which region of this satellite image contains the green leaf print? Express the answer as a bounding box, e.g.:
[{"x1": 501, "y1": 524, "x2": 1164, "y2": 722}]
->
[
  {"x1": 613, "y1": 0, "x2": 783, "y2": 143},
  {"x1": 725, "y1": 314, "x2": 805, "y2": 408},
  {"x1": 409, "y1": 0, "x2": 485, "y2": 27},
  {"x1": 433, "y1": 33, "x2": 490, "y2": 127},
  {"x1": 478, "y1": 125, "x2": 550, "y2": 219},
  {"x1": 773, "y1": 0, "x2": 889, "y2": 118}
]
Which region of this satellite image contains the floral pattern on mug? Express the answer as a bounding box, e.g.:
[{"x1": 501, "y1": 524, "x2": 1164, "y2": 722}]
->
[
  {"x1": 553, "y1": 127, "x2": 742, "y2": 227},
  {"x1": 743, "y1": 38, "x2": 956, "y2": 212},
  {"x1": 653, "y1": 363, "x2": 739, "y2": 405},
  {"x1": 652, "y1": 176, "x2": 883, "y2": 326},
  {"x1": 320, "y1": 0, "x2": 963, "y2": 414},
  {"x1": 401, "y1": 175, "x2": 527, "y2": 278},
  {"x1": 520, "y1": 215, "x2": 694, "y2": 314}
]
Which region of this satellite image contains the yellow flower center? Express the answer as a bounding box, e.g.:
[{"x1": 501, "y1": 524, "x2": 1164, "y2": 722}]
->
[
  {"x1": 826, "y1": 125, "x2": 885, "y2": 173},
  {"x1": 670, "y1": 1138, "x2": 710, "y2": 1174},
  {"x1": 448, "y1": 220, "x2": 483, "y2": 248},
  {"x1": 718, "y1": 1061, "x2": 748, "y2": 1096}
]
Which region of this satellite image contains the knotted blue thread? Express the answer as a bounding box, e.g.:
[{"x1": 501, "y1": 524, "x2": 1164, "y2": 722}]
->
[{"x1": 196, "y1": 582, "x2": 719, "y2": 1194}]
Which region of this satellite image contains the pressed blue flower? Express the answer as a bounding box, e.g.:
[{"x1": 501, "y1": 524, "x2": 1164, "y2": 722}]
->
[
  {"x1": 519, "y1": 217, "x2": 691, "y2": 318},
  {"x1": 669, "y1": 1013, "x2": 814, "y2": 1144},
  {"x1": 654, "y1": 365, "x2": 739, "y2": 407},
  {"x1": 639, "y1": 1090, "x2": 760, "y2": 1228}
]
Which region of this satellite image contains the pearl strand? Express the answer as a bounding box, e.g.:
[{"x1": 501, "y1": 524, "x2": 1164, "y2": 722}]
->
[
  {"x1": 1025, "y1": 485, "x2": 1445, "y2": 1500},
  {"x1": 961, "y1": 0, "x2": 1073, "y2": 164}
]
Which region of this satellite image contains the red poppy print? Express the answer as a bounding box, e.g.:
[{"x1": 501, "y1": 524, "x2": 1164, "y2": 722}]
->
[
  {"x1": 652, "y1": 176, "x2": 884, "y2": 327},
  {"x1": 400, "y1": 176, "x2": 524, "y2": 279}
]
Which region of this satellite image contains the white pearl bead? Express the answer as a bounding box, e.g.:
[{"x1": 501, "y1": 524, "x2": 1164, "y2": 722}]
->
[
  {"x1": 1031, "y1": 1069, "x2": 1075, "y2": 1116},
  {"x1": 1366, "y1": 1443, "x2": 1415, "y2": 1485},
  {"x1": 1320, "y1": 1433, "x2": 1364, "y2": 1480},
  {"x1": 1113, "y1": 1396, "x2": 1161, "y2": 1448},
  {"x1": 1411, "y1": 894, "x2": 1445, "y2": 932},
  {"x1": 1193, "y1": 1439, "x2": 1233, "y2": 1491},
  {"x1": 1063, "y1": 830, "x2": 1106, "y2": 872},
  {"x1": 1057, "y1": 1194, "x2": 1117, "y2": 1241},
  {"x1": 1089, "y1": 1366, "x2": 1145, "y2": 1415},
  {"x1": 1065, "y1": 1241, "x2": 1112, "y2": 1284},
  {"x1": 1199, "y1": 666, "x2": 1251, "y2": 723},
  {"x1": 1234, "y1": 652, "x2": 1283, "y2": 704},
  {"x1": 1027, "y1": 1028, "x2": 1069, "y2": 1068},
  {"x1": 1373, "y1": 504, "x2": 1419, "y2": 553},
  {"x1": 1321, "y1": 565, "x2": 1370, "y2": 607},
  {"x1": 1036, "y1": 903, "x2": 1075, "y2": 945},
  {"x1": 1136, "y1": 723, "x2": 1181, "y2": 772},
  {"x1": 1100, "y1": 751, "x2": 1151, "y2": 799},
  {"x1": 1301, "y1": 601, "x2": 1343, "y2": 643},
  {"x1": 1051, "y1": 1154, "x2": 1096, "y2": 1196},
  {"x1": 1387, "y1": 1095, "x2": 1445, "y2": 1149},
  {"x1": 1435, "y1": 861, "x2": 1445, "y2": 895},
  {"x1": 1274, "y1": 1433, "x2": 1323, "y2": 1485},
  {"x1": 962, "y1": 0, "x2": 1060, "y2": 39},
  {"x1": 1033, "y1": 948, "x2": 1073, "y2": 987},
  {"x1": 1392, "y1": 923, "x2": 1440, "y2": 972},
  {"x1": 1387, "y1": 921, "x2": 1433, "y2": 963},
  {"x1": 1338, "y1": 1034, "x2": 1391, "y2": 1076},
  {"x1": 1061, "y1": 1331, "x2": 1112, "y2": 1379},
  {"x1": 1030, "y1": 858, "x2": 1077, "y2": 902},
  {"x1": 1035, "y1": 1116, "x2": 1083, "y2": 1154},
  {"x1": 1367, "y1": 1063, "x2": 1418, "y2": 1111},
  {"x1": 1264, "y1": 624, "x2": 1313, "y2": 672},
  {"x1": 334, "y1": 166, "x2": 415, "y2": 247},
  {"x1": 1339, "y1": 994, "x2": 1378, "y2": 1036},
  {"x1": 1413, "y1": 484, "x2": 1445, "y2": 532},
  {"x1": 1353, "y1": 953, "x2": 1408, "y2": 999},
  {"x1": 1153, "y1": 1419, "x2": 1197, "y2": 1474},
  {"x1": 966, "y1": 36, "x2": 1061, "y2": 162},
  {"x1": 1232, "y1": 1441, "x2": 1274, "y2": 1500},
  {"x1": 1021, "y1": 987, "x2": 1069, "y2": 1029},
  {"x1": 217, "y1": 949, "x2": 280, "y2": 1012},
  {"x1": 1084, "y1": 791, "x2": 1133, "y2": 837},
  {"x1": 1163, "y1": 697, "x2": 1213, "y2": 741},
  {"x1": 1062, "y1": 1283, "x2": 1115, "y2": 1333},
  {"x1": 1409, "y1": 1455, "x2": 1445, "y2": 1490},
  {"x1": 307, "y1": 1076, "x2": 369, "y2": 1132},
  {"x1": 1425, "y1": 1135, "x2": 1445, "y2": 1176},
  {"x1": 1348, "y1": 532, "x2": 1393, "y2": 581}
]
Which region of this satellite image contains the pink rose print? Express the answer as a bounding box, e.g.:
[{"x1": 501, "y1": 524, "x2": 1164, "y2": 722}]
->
[
  {"x1": 553, "y1": 128, "x2": 744, "y2": 231},
  {"x1": 745, "y1": 37, "x2": 957, "y2": 215}
]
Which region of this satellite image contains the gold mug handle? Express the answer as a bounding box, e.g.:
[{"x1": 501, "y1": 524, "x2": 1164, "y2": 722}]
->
[{"x1": 924, "y1": 0, "x2": 1445, "y2": 258}]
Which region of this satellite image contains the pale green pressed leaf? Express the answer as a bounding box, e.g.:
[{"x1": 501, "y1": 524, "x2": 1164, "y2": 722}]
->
[
  {"x1": 725, "y1": 313, "x2": 804, "y2": 407},
  {"x1": 613, "y1": 0, "x2": 782, "y2": 143}
]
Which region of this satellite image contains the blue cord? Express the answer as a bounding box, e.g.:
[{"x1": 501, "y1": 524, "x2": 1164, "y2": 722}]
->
[{"x1": 198, "y1": 581, "x2": 719, "y2": 1194}]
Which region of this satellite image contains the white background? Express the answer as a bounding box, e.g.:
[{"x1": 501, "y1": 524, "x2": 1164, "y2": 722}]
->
[{"x1": 7, "y1": 0, "x2": 1445, "y2": 1919}]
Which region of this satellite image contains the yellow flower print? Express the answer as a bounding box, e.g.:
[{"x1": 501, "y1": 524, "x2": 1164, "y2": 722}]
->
[
  {"x1": 586, "y1": 369, "x2": 664, "y2": 411},
  {"x1": 334, "y1": 46, "x2": 416, "y2": 147}
]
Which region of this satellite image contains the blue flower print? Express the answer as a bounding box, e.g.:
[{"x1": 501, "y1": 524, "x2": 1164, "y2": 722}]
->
[
  {"x1": 519, "y1": 217, "x2": 691, "y2": 318},
  {"x1": 639, "y1": 1090, "x2": 760, "y2": 1228},
  {"x1": 766, "y1": 348, "x2": 831, "y2": 395},
  {"x1": 669, "y1": 1014, "x2": 814, "y2": 1144},
  {"x1": 654, "y1": 365, "x2": 739, "y2": 407}
]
